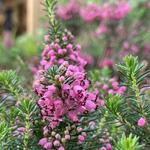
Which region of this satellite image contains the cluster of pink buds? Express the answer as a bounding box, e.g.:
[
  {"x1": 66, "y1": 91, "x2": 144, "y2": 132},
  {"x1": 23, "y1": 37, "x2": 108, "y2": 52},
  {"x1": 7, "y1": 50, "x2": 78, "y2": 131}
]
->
[
  {"x1": 80, "y1": 1, "x2": 131, "y2": 23},
  {"x1": 57, "y1": 1, "x2": 131, "y2": 23},
  {"x1": 98, "y1": 58, "x2": 114, "y2": 68},
  {"x1": 57, "y1": 0, "x2": 79, "y2": 20},
  {"x1": 119, "y1": 41, "x2": 140, "y2": 58},
  {"x1": 80, "y1": 3, "x2": 101, "y2": 23},
  {"x1": 99, "y1": 129, "x2": 112, "y2": 150},
  {"x1": 95, "y1": 77, "x2": 126, "y2": 98}
]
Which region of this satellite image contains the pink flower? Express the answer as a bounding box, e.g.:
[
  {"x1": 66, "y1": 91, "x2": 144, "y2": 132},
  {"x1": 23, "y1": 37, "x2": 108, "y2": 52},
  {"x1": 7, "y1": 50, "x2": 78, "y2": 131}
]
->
[
  {"x1": 96, "y1": 23, "x2": 109, "y2": 36},
  {"x1": 97, "y1": 99, "x2": 105, "y2": 107},
  {"x1": 106, "y1": 143, "x2": 112, "y2": 150},
  {"x1": 54, "y1": 100, "x2": 65, "y2": 117},
  {"x1": 58, "y1": 146, "x2": 65, "y2": 150},
  {"x1": 100, "y1": 147, "x2": 107, "y2": 150},
  {"x1": 43, "y1": 126, "x2": 49, "y2": 136},
  {"x1": 73, "y1": 85, "x2": 85, "y2": 99},
  {"x1": 57, "y1": 0, "x2": 79, "y2": 20},
  {"x1": 53, "y1": 140, "x2": 60, "y2": 147},
  {"x1": 38, "y1": 138, "x2": 47, "y2": 146},
  {"x1": 68, "y1": 111, "x2": 78, "y2": 122},
  {"x1": 108, "y1": 89, "x2": 115, "y2": 95},
  {"x1": 98, "y1": 58, "x2": 113, "y2": 68},
  {"x1": 80, "y1": 3, "x2": 101, "y2": 23},
  {"x1": 78, "y1": 135, "x2": 85, "y2": 144},
  {"x1": 65, "y1": 134, "x2": 71, "y2": 140},
  {"x1": 138, "y1": 117, "x2": 146, "y2": 127},
  {"x1": 113, "y1": 2, "x2": 131, "y2": 20},
  {"x1": 85, "y1": 100, "x2": 96, "y2": 112},
  {"x1": 17, "y1": 127, "x2": 25, "y2": 133},
  {"x1": 112, "y1": 81, "x2": 119, "y2": 90},
  {"x1": 123, "y1": 41, "x2": 130, "y2": 49},
  {"x1": 43, "y1": 142, "x2": 52, "y2": 149}
]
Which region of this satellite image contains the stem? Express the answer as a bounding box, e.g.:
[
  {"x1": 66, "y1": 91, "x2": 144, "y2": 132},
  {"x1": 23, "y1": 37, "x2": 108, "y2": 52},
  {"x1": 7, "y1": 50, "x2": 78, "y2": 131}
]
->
[
  {"x1": 131, "y1": 73, "x2": 144, "y2": 115},
  {"x1": 96, "y1": 110, "x2": 108, "y2": 134},
  {"x1": 23, "y1": 115, "x2": 30, "y2": 150}
]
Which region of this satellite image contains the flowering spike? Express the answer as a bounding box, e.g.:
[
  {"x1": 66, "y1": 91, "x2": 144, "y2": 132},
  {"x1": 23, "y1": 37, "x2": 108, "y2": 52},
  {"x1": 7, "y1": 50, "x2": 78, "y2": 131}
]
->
[{"x1": 33, "y1": 1, "x2": 102, "y2": 149}]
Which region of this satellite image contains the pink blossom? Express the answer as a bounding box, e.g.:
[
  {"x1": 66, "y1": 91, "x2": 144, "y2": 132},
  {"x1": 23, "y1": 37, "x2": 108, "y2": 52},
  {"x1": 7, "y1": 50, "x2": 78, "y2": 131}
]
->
[
  {"x1": 65, "y1": 134, "x2": 71, "y2": 140},
  {"x1": 78, "y1": 135, "x2": 85, "y2": 144},
  {"x1": 68, "y1": 111, "x2": 78, "y2": 122},
  {"x1": 38, "y1": 138, "x2": 47, "y2": 146},
  {"x1": 113, "y1": 2, "x2": 131, "y2": 20},
  {"x1": 57, "y1": 0, "x2": 79, "y2": 20},
  {"x1": 53, "y1": 140, "x2": 60, "y2": 147},
  {"x1": 43, "y1": 142, "x2": 52, "y2": 149},
  {"x1": 17, "y1": 127, "x2": 25, "y2": 133},
  {"x1": 58, "y1": 146, "x2": 65, "y2": 150},
  {"x1": 123, "y1": 41, "x2": 130, "y2": 49},
  {"x1": 100, "y1": 4, "x2": 113, "y2": 20},
  {"x1": 138, "y1": 117, "x2": 146, "y2": 127},
  {"x1": 98, "y1": 58, "x2": 113, "y2": 68},
  {"x1": 80, "y1": 3, "x2": 101, "y2": 23},
  {"x1": 106, "y1": 143, "x2": 112, "y2": 150},
  {"x1": 96, "y1": 23, "x2": 109, "y2": 36},
  {"x1": 100, "y1": 147, "x2": 107, "y2": 150},
  {"x1": 97, "y1": 99, "x2": 105, "y2": 107},
  {"x1": 85, "y1": 100, "x2": 96, "y2": 112}
]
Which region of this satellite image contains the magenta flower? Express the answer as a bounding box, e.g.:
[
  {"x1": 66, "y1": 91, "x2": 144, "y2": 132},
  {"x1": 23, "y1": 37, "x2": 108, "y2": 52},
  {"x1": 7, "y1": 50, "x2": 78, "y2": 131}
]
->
[
  {"x1": 17, "y1": 127, "x2": 25, "y2": 133},
  {"x1": 106, "y1": 143, "x2": 112, "y2": 150},
  {"x1": 113, "y1": 2, "x2": 131, "y2": 20},
  {"x1": 80, "y1": 3, "x2": 101, "y2": 23},
  {"x1": 43, "y1": 142, "x2": 52, "y2": 149},
  {"x1": 85, "y1": 100, "x2": 96, "y2": 112},
  {"x1": 68, "y1": 111, "x2": 78, "y2": 122},
  {"x1": 95, "y1": 23, "x2": 109, "y2": 36},
  {"x1": 98, "y1": 58, "x2": 113, "y2": 68},
  {"x1": 38, "y1": 138, "x2": 47, "y2": 146},
  {"x1": 58, "y1": 146, "x2": 65, "y2": 150},
  {"x1": 78, "y1": 135, "x2": 85, "y2": 144},
  {"x1": 138, "y1": 117, "x2": 146, "y2": 127},
  {"x1": 57, "y1": 0, "x2": 79, "y2": 20}
]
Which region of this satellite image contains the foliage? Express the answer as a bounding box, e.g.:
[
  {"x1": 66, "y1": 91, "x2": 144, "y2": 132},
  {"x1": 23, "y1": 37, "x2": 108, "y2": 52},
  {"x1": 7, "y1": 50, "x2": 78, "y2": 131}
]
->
[
  {"x1": 114, "y1": 134, "x2": 143, "y2": 150},
  {"x1": 0, "y1": 70, "x2": 42, "y2": 150}
]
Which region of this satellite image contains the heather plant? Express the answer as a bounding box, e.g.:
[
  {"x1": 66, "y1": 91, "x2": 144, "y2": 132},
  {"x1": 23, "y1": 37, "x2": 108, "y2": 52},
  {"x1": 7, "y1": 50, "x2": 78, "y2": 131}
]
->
[{"x1": 1, "y1": 0, "x2": 150, "y2": 150}]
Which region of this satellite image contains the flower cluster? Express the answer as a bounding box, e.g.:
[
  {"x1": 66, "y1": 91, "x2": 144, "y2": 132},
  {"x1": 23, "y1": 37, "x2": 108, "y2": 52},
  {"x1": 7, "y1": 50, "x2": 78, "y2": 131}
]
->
[
  {"x1": 33, "y1": 29, "x2": 103, "y2": 149},
  {"x1": 95, "y1": 77, "x2": 126, "y2": 98},
  {"x1": 80, "y1": 2, "x2": 131, "y2": 22},
  {"x1": 57, "y1": 0, "x2": 79, "y2": 20},
  {"x1": 98, "y1": 58, "x2": 114, "y2": 68},
  {"x1": 57, "y1": 1, "x2": 131, "y2": 23},
  {"x1": 80, "y1": 3, "x2": 101, "y2": 23}
]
